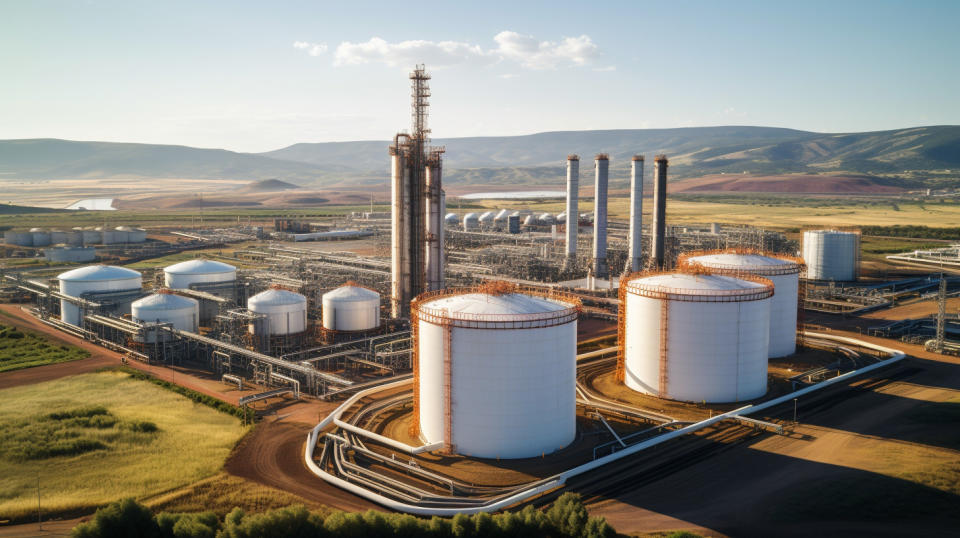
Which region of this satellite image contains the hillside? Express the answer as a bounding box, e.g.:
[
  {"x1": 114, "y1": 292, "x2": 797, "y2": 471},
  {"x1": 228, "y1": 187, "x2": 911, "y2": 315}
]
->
[{"x1": 1, "y1": 126, "x2": 958, "y2": 189}]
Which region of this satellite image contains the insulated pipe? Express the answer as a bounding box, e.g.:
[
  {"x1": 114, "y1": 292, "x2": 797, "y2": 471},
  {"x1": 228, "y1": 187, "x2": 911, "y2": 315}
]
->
[
  {"x1": 651, "y1": 155, "x2": 668, "y2": 270},
  {"x1": 565, "y1": 155, "x2": 579, "y2": 260},
  {"x1": 592, "y1": 154, "x2": 609, "y2": 279},
  {"x1": 628, "y1": 155, "x2": 644, "y2": 273}
]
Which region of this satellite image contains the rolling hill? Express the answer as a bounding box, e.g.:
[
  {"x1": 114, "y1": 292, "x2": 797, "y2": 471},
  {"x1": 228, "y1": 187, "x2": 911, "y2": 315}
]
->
[{"x1": 1, "y1": 126, "x2": 958, "y2": 190}]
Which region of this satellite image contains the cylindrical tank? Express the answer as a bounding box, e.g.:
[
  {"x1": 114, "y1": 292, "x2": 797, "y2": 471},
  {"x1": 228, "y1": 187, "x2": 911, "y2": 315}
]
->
[
  {"x1": 131, "y1": 291, "x2": 199, "y2": 342},
  {"x1": 478, "y1": 211, "x2": 495, "y2": 227},
  {"x1": 3, "y1": 231, "x2": 32, "y2": 246},
  {"x1": 164, "y1": 259, "x2": 237, "y2": 322},
  {"x1": 462, "y1": 213, "x2": 479, "y2": 231},
  {"x1": 65, "y1": 230, "x2": 84, "y2": 246},
  {"x1": 556, "y1": 212, "x2": 567, "y2": 224},
  {"x1": 682, "y1": 252, "x2": 803, "y2": 358},
  {"x1": 80, "y1": 228, "x2": 101, "y2": 245},
  {"x1": 44, "y1": 247, "x2": 97, "y2": 263},
  {"x1": 413, "y1": 286, "x2": 580, "y2": 459},
  {"x1": 49, "y1": 230, "x2": 68, "y2": 245},
  {"x1": 522, "y1": 215, "x2": 537, "y2": 226},
  {"x1": 622, "y1": 272, "x2": 773, "y2": 403},
  {"x1": 247, "y1": 287, "x2": 307, "y2": 336},
  {"x1": 803, "y1": 230, "x2": 859, "y2": 281},
  {"x1": 538, "y1": 212, "x2": 555, "y2": 225},
  {"x1": 30, "y1": 228, "x2": 51, "y2": 247},
  {"x1": 444, "y1": 213, "x2": 459, "y2": 226},
  {"x1": 321, "y1": 284, "x2": 380, "y2": 332},
  {"x1": 57, "y1": 265, "x2": 143, "y2": 327},
  {"x1": 96, "y1": 227, "x2": 118, "y2": 245},
  {"x1": 112, "y1": 226, "x2": 132, "y2": 243},
  {"x1": 127, "y1": 227, "x2": 147, "y2": 242},
  {"x1": 493, "y1": 209, "x2": 510, "y2": 229}
]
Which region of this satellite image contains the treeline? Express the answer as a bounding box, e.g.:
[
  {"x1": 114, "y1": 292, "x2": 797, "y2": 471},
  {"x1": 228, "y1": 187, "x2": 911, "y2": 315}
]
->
[
  {"x1": 72, "y1": 495, "x2": 617, "y2": 538},
  {"x1": 861, "y1": 225, "x2": 960, "y2": 240}
]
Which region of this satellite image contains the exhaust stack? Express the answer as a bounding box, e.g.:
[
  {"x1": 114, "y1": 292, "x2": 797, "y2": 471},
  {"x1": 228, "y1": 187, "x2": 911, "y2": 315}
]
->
[
  {"x1": 565, "y1": 155, "x2": 580, "y2": 262},
  {"x1": 627, "y1": 155, "x2": 644, "y2": 273},
  {"x1": 592, "y1": 154, "x2": 609, "y2": 278},
  {"x1": 651, "y1": 155, "x2": 668, "y2": 270}
]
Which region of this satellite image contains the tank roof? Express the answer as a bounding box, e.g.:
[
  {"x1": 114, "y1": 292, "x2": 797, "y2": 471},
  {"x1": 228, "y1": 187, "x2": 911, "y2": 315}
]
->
[
  {"x1": 686, "y1": 253, "x2": 802, "y2": 275},
  {"x1": 324, "y1": 284, "x2": 379, "y2": 302},
  {"x1": 805, "y1": 229, "x2": 858, "y2": 235},
  {"x1": 133, "y1": 292, "x2": 198, "y2": 309},
  {"x1": 249, "y1": 288, "x2": 306, "y2": 305},
  {"x1": 57, "y1": 265, "x2": 141, "y2": 282},
  {"x1": 164, "y1": 259, "x2": 236, "y2": 275},
  {"x1": 625, "y1": 272, "x2": 773, "y2": 302}
]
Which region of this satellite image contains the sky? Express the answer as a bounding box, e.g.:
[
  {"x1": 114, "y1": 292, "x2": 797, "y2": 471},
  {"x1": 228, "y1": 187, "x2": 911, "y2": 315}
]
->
[{"x1": 1, "y1": 0, "x2": 958, "y2": 153}]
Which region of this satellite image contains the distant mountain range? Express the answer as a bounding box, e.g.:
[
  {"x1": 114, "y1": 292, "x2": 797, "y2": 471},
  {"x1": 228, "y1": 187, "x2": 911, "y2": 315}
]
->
[{"x1": 2, "y1": 125, "x2": 958, "y2": 188}]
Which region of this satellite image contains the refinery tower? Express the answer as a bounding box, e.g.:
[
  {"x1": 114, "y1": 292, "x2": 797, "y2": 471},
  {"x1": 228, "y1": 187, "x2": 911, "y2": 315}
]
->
[{"x1": 390, "y1": 65, "x2": 445, "y2": 317}]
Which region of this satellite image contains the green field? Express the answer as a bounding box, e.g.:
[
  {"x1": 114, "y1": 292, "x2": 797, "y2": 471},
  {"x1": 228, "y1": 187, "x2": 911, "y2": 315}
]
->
[
  {"x1": 0, "y1": 323, "x2": 89, "y2": 372},
  {"x1": 0, "y1": 371, "x2": 247, "y2": 522}
]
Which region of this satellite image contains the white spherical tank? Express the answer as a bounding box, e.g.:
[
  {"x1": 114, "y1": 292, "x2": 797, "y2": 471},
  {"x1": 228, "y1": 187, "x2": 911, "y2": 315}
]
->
[
  {"x1": 621, "y1": 272, "x2": 773, "y2": 403},
  {"x1": 803, "y1": 230, "x2": 860, "y2": 281},
  {"x1": 413, "y1": 287, "x2": 580, "y2": 459},
  {"x1": 247, "y1": 288, "x2": 307, "y2": 336},
  {"x1": 57, "y1": 265, "x2": 143, "y2": 326},
  {"x1": 321, "y1": 284, "x2": 380, "y2": 332},
  {"x1": 683, "y1": 252, "x2": 802, "y2": 358},
  {"x1": 131, "y1": 291, "x2": 199, "y2": 342}
]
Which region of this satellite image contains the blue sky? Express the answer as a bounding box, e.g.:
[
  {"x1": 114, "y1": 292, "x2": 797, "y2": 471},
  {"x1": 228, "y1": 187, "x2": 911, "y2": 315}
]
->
[{"x1": 1, "y1": 0, "x2": 958, "y2": 152}]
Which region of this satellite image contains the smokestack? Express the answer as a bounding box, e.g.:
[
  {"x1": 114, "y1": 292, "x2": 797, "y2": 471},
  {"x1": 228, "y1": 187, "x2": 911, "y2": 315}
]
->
[
  {"x1": 651, "y1": 155, "x2": 668, "y2": 270},
  {"x1": 390, "y1": 137, "x2": 410, "y2": 318},
  {"x1": 627, "y1": 155, "x2": 644, "y2": 273},
  {"x1": 424, "y1": 154, "x2": 444, "y2": 291},
  {"x1": 592, "y1": 154, "x2": 609, "y2": 278},
  {"x1": 565, "y1": 155, "x2": 579, "y2": 261}
]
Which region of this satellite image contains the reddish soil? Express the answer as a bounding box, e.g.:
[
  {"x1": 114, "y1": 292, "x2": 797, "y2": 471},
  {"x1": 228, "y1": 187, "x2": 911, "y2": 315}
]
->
[{"x1": 672, "y1": 174, "x2": 906, "y2": 194}]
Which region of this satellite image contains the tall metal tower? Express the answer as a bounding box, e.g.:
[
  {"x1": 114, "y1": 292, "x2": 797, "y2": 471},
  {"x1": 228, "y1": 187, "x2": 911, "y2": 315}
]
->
[
  {"x1": 391, "y1": 65, "x2": 445, "y2": 318},
  {"x1": 935, "y1": 274, "x2": 946, "y2": 352}
]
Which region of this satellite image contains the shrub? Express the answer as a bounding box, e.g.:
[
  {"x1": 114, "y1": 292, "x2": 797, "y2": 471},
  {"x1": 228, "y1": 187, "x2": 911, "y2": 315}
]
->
[
  {"x1": 72, "y1": 498, "x2": 160, "y2": 538},
  {"x1": 129, "y1": 420, "x2": 159, "y2": 433}
]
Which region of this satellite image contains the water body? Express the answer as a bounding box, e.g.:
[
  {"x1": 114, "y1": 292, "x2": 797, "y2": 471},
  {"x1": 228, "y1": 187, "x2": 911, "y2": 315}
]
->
[
  {"x1": 65, "y1": 198, "x2": 116, "y2": 210},
  {"x1": 459, "y1": 190, "x2": 566, "y2": 200}
]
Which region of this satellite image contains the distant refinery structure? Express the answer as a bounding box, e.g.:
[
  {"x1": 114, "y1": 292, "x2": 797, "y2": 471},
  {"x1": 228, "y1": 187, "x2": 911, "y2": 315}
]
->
[{"x1": 390, "y1": 65, "x2": 445, "y2": 318}]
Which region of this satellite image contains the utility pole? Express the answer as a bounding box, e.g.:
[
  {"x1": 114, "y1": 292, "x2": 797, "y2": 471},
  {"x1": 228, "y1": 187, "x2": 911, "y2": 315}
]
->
[{"x1": 36, "y1": 473, "x2": 42, "y2": 530}]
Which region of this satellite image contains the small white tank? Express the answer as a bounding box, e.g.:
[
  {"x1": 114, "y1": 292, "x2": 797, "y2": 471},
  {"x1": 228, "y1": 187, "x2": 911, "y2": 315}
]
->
[
  {"x1": 112, "y1": 226, "x2": 131, "y2": 243},
  {"x1": 132, "y1": 291, "x2": 199, "y2": 342},
  {"x1": 682, "y1": 251, "x2": 803, "y2": 358},
  {"x1": 413, "y1": 286, "x2": 580, "y2": 458},
  {"x1": 57, "y1": 265, "x2": 143, "y2": 326},
  {"x1": 444, "y1": 213, "x2": 459, "y2": 226},
  {"x1": 803, "y1": 230, "x2": 859, "y2": 281},
  {"x1": 321, "y1": 283, "x2": 380, "y2": 332},
  {"x1": 621, "y1": 272, "x2": 773, "y2": 403},
  {"x1": 96, "y1": 227, "x2": 119, "y2": 245},
  {"x1": 164, "y1": 259, "x2": 237, "y2": 289},
  {"x1": 478, "y1": 211, "x2": 495, "y2": 227},
  {"x1": 80, "y1": 228, "x2": 102, "y2": 245},
  {"x1": 538, "y1": 213, "x2": 555, "y2": 225},
  {"x1": 117, "y1": 226, "x2": 146, "y2": 242},
  {"x1": 248, "y1": 287, "x2": 307, "y2": 336},
  {"x1": 49, "y1": 230, "x2": 68, "y2": 245},
  {"x1": 556, "y1": 212, "x2": 567, "y2": 224},
  {"x1": 522, "y1": 215, "x2": 537, "y2": 226},
  {"x1": 30, "y1": 228, "x2": 51, "y2": 246},
  {"x1": 462, "y1": 213, "x2": 479, "y2": 231}
]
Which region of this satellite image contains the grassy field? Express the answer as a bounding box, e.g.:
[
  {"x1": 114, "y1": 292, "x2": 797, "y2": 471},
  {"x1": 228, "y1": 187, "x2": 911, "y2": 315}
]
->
[
  {"x1": 143, "y1": 472, "x2": 322, "y2": 516},
  {"x1": 0, "y1": 323, "x2": 89, "y2": 373},
  {"x1": 0, "y1": 371, "x2": 247, "y2": 522}
]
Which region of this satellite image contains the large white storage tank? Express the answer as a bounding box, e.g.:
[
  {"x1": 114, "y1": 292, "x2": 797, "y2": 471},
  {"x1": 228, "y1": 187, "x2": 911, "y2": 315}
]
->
[
  {"x1": 321, "y1": 283, "x2": 380, "y2": 332},
  {"x1": 620, "y1": 272, "x2": 773, "y2": 403},
  {"x1": 57, "y1": 265, "x2": 143, "y2": 327},
  {"x1": 131, "y1": 291, "x2": 199, "y2": 341},
  {"x1": 49, "y1": 230, "x2": 68, "y2": 245},
  {"x1": 165, "y1": 259, "x2": 238, "y2": 322},
  {"x1": 80, "y1": 228, "x2": 102, "y2": 245},
  {"x1": 96, "y1": 226, "x2": 119, "y2": 245},
  {"x1": 682, "y1": 251, "x2": 803, "y2": 358},
  {"x1": 30, "y1": 228, "x2": 51, "y2": 247},
  {"x1": 462, "y1": 213, "x2": 479, "y2": 231},
  {"x1": 803, "y1": 230, "x2": 860, "y2": 281},
  {"x1": 412, "y1": 286, "x2": 580, "y2": 459},
  {"x1": 247, "y1": 287, "x2": 307, "y2": 336},
  {"x1": 478, "y1": 211, "x2": 495, "y2": 228}
]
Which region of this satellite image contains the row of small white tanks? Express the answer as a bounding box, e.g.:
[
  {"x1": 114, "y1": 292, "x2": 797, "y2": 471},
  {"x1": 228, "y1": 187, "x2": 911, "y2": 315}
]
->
[
  {"x1": 452, "y1": 210, "x2": 587, "y2": 231},
  {"x1": 410, "y1": 251, "x2": 804, "y2": 459},
  {"x1": 4, "y1": 226, "x2": 147, "y2": 247},
  {"x1": 55, "y1": 260, "x2": 382, "y2": 342}
]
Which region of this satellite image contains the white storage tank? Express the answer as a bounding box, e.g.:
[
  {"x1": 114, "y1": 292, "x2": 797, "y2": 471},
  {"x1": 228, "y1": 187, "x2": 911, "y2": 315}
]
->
[
  {"x1": 444, "y1": 213, "x2": 459, "y2": 226},
  {"x1": 44, "y1": 247, "x2": 97, "y2": 263},
  {"x1": 96, "y1": 226, "x2": 119, "y2": 245},
  {"x1": 462, "y1": 213, "x2": 479, "y2": 231},
  {"x1": 57, "y1": 265, "x2": 143, "y2": 327},
  {"x1": 522, "y1": 215, "x2": 537, "y2": 226},
  {"x1": 131, "y1": 291, "x2": 199, "y2": 342},
  {"x1": 321, "y1": 283, "x2": 380, "y2": 332},
  {"x1": 803, "y1": 230, "x2": 860, "y2": 281},
  {"x1": 538, "y1": 213, "x2": 555, "y2": 225},
  {"x1": 478, "y1": 211, "x2": 495, "y2": 227},
  {"x1": 30, "y1": 228, "x2": 51, "y2": 247},
  {"x1": 65, "y1": 230, "x2": 84, "y2": 246},
  {"x1": 493, "y1": 209, "x2": 510, "y2": 228},
  {"x1": 621, "y1": 272, "x2": 773, "y2": 403},
  {"x1": 49, "y1": 230, "x2": 68, "y2": 245},
  {"x1": 164, "y1": 259, "x2": 237, "y2": 289},
  {"x1": 112, "y1": 226, "x2": 132, "y2": 243},
  {"x1": 682, "y1": 251, "x2": 803, "y2": 358},
  {"x1": 248, "y1": 287, "x2": 307, "y2": 336},
  {"x1": 79, "y1": 227, "x2": 101, "y2": 245},
  {"x1": 129, "y1": 227, "x2": 147, "y2": 243},
  {"x1": 556, "y1": 212, "x2": 567, "y2": 224},
  {"x1": 412, "y1": 286, "x2": 580, "y2": 459},
  {"x1": 2, "y1": 231, "x2": 30, "y2": 246}
]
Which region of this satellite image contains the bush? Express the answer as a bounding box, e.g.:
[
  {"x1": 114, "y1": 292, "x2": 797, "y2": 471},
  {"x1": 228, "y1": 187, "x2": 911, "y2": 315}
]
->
[
  {"x1": 72, "y1": 498, "x2": 160, "y2": 538},
  {"x1": 129, "y1": 420, "x2": 159, "y2": 433},
  {"x1": 49, "y1": 406, "x2": 109, "y2": 420}
]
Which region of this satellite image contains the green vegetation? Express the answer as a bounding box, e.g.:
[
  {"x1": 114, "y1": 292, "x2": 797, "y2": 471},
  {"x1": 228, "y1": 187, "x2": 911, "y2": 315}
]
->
[
  {"x1": 0, "y1": 371, "x2": 247, "y2": 522},
  {"x1": 72, "y1": 493, "x2": 616, "y2": 538},
  {"x1": 114, "y1": 366, "x2": 256, "y2": 422},
  {"x1": 0, "y1": 323, "x2": 89, "y2": 372},
  {"x1": 143, "y1": 473, "x2": 318, "y2": 516},
  {"x1": 861, "y1": 225, "x2": 960, "y2": 240}
]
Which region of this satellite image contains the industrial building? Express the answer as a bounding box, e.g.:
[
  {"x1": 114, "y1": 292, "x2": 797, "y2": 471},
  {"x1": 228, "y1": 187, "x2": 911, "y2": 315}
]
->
[
  {"x1": 680, "y1": 250, "x2": 804, "y2": 358},
  {"x1": 617, "y1": 271, "x2": 774, "y2": 402},
  {"x1": 410, "y1": 283, "x2": 581, "y2": 458}
]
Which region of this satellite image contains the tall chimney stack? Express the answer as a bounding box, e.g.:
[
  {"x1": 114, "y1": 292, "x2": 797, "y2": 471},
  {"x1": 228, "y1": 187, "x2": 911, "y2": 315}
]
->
[
  {"x1": 565, "y1": 155, "x2": 580, "y2": 262},
  {"x1": 592, "y1": 154, "x2": 609, "y2": 278},
  {"x1": 651, "y1": 155, "x2": 668, "y2": 270},
  {"x1": 627, "y1": 155, "x2": 644, "y2": 273}
]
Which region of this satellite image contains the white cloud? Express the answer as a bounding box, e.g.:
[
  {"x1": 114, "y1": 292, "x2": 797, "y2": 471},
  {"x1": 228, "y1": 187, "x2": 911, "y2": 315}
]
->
[
  {"x1": 293, "y1": 41, "x2": 328, "y2": 56},
  {"x1": 315, "y1": 31, "x2": 600, "y2": 70}
]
